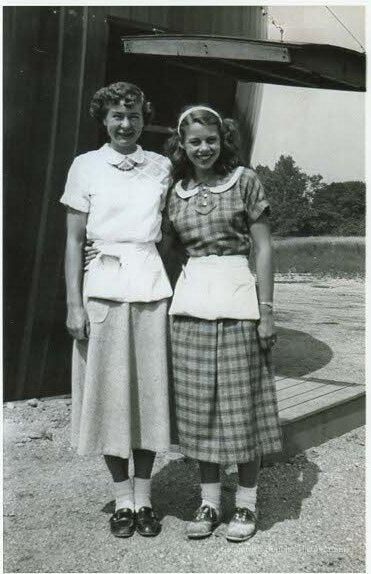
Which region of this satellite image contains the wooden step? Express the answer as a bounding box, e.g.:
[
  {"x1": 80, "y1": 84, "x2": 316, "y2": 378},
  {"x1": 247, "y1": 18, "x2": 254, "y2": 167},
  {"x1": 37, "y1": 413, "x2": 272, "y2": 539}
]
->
[
  {"x1": 269, "y1": 375, "x2": 365, "y2": 460},
  {"x1": 6, "y1": 374, "x2": 365, "y2": 462}
]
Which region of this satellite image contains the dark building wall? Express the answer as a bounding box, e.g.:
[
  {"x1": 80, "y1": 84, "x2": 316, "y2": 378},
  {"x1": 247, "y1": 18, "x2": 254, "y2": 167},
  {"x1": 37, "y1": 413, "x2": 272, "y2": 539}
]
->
[
  {"x1": 4, "y1": 6, "x2": 266, "y2": 400},
  {"x1": 4, "y1": 7, "x2": 92, "y2": 400}
]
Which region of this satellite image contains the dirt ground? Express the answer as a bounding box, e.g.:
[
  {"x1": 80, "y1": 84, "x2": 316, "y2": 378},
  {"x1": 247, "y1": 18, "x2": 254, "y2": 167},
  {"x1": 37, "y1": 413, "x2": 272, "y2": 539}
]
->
[
  {"x1": 3, "y1": 275, "x2": 366, "y2": 573},
  {"x1": 273, "y1": 274, "x2": 365, "y2": 385}
]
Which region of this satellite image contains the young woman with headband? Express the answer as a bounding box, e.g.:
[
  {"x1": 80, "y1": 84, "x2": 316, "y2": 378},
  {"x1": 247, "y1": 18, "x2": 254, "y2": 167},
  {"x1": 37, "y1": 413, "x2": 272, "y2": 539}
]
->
[{"x1": 164, "y1": 105, "x2": 282, "y2": 542}]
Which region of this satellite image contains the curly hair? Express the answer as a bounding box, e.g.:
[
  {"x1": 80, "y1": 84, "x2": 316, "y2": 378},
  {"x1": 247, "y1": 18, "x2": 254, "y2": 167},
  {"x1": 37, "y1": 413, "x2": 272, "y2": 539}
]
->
[
  {"x1": 164, "y1": 106, "x2": 241, "y2": 181},
  {"x1": 89, "y1": 81, "x2": 153, "y2": 124}
]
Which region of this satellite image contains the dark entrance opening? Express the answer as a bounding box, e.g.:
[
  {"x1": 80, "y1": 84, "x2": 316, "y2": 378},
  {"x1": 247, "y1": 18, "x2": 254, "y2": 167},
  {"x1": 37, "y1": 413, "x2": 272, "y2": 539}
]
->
[{"x1": 106, "y1": 18, "x2": 237, "y2": 154}]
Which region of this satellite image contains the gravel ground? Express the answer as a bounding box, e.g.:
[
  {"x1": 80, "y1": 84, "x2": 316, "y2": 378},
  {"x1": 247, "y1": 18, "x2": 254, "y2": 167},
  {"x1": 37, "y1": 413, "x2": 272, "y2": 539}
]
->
[
  {"x1": 3, "y1": 403, "x2": 365, "y2": 573},
  {"x1": 273, "y1": 275, "x2": 365, "y2": 384},
  {"x1": 3, "y1": 275, "x2": 365, "y2": 573}
]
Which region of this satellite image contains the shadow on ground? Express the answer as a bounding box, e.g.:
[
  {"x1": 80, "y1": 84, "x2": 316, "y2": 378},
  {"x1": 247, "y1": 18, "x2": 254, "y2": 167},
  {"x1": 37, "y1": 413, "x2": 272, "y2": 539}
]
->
[
  {"x1": 273, "y1": 327, "x2": 333, "y2": 378},
  {"x1": 100, "y1": 327, "x2": 326, "y2": 531},
  {"x1": 152, "y1": 454, "x2": 321, "y2": 530},
  {"x1": 257, "y1": 453, "x2": 320, "y2": 531},
  {"x1": 100, "y1": 454, "x2": 320, "y2": 533}
]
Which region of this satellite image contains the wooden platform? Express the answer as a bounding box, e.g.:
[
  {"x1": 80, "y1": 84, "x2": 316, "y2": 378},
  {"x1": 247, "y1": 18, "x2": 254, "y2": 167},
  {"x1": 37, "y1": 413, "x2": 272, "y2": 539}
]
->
[
  {"x1": 6, "y1": 369, "x2": 365, "y2": 461},
  {"x1": 273, "y1": 374, "x2": 365, "y2": 459}
]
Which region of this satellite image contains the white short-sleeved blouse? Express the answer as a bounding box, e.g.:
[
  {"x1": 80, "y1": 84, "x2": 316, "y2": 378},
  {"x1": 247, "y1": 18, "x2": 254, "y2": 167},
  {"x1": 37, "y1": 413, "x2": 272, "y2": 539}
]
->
[
  {"x1": 60, "y1": 143, "x2": 172, "y2": 244},
  {"x1": 60, "y1": 144, "x2": 173, "y2": 303}
]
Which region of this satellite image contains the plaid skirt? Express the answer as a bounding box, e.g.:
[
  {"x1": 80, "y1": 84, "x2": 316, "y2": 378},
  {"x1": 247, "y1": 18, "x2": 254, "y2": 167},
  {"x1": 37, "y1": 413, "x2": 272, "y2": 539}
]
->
[{"x1": 171, "y1": 317, "x2": 282, "y2": 464}]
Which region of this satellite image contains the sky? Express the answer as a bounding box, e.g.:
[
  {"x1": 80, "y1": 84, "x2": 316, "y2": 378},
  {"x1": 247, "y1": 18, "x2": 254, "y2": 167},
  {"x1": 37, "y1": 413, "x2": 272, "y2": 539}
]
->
[{"x1": 251, "y1": 5, "x2": 365, "y2": 183}]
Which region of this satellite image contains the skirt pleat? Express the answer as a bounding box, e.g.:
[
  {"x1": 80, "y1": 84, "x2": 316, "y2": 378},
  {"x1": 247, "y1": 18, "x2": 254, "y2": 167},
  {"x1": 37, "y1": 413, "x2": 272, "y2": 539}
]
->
[{"x1": 171, "y1": 316, "x2": 282, "y2": 464}]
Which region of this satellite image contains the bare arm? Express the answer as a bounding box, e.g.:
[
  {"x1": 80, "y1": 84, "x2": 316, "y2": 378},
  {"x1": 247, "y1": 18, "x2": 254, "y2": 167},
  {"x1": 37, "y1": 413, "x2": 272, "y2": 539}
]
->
[
  {"x1": 65, "y1": 208, "x2": 89, "y2": 339},
  {"x1": 250, "y1": 212, "x2": 276, "y2": 351},
  {"x1": 158, "y1": 209, "x2": 188, "y2": 288}
]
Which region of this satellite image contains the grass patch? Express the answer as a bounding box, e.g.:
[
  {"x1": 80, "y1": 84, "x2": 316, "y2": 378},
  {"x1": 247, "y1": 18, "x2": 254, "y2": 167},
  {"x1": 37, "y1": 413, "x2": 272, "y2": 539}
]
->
[{"x1": 251, "y1": 236, "x2": 365, "y2": 278}]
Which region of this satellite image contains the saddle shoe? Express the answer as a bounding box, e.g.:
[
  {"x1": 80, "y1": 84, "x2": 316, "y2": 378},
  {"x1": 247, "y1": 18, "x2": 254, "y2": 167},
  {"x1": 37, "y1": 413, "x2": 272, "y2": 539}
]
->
[
  {"x1": 226, "y1": 507, "x2": 258, "y2": 542},
  {"x1": 186, "y1": 504, "x2": 219, "y2": 539}
]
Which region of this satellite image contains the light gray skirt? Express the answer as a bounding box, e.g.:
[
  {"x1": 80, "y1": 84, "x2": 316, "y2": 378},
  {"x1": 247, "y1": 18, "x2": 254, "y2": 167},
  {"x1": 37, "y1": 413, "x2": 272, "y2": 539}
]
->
[{"x1": 71, "y1": 298, "x2": 170, "y2": 458}]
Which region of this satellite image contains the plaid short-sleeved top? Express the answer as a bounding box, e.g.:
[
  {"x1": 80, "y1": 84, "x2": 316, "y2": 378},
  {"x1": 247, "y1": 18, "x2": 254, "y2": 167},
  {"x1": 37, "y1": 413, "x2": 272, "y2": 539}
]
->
[{"x1": 166, "y1": 166, "x2": 269, "y2": 257}]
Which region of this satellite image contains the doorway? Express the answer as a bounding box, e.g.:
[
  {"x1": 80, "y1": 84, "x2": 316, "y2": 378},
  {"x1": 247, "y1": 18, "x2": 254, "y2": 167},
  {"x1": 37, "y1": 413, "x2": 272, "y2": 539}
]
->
[{"x1": 106, "y1": 18, "x2": 237, "y2": 154}]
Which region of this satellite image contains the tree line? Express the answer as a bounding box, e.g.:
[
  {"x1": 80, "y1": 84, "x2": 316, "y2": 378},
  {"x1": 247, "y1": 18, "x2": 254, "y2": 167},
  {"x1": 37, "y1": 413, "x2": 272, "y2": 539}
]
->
[{"x1": 254, "y1": 155, "x2": 365, "y2": 237}]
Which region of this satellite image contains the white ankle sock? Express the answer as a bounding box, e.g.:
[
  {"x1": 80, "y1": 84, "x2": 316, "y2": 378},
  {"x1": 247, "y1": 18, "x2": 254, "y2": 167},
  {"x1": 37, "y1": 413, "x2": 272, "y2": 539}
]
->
[
  {"x1": 236, "y1": 484, "x2": 257, "y2": 512},
  {"x1": 201, "y1": 482, "x2": 221, "y2": 514},
  {"x1": 133, "y1": 477, "x2": 151, "y2": 511},
  {"x1": 113, "y1": 479, "x2": 134, "y2": 512}
]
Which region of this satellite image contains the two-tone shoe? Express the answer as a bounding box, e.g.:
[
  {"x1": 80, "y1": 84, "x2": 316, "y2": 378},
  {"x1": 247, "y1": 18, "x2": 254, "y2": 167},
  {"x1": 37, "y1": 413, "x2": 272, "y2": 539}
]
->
[
  {"x1": 226, "y1": 507, "x2": 257, "y2": 542},
  {"x1": 186, "y1": 504, "x2": 219, "y2": 539},
  {"x1": 136, "y1": 506, "x2": 162, "y2": 537},
  {"x1": 109, "y1": 508, "x2": 136, "y2": 538}
]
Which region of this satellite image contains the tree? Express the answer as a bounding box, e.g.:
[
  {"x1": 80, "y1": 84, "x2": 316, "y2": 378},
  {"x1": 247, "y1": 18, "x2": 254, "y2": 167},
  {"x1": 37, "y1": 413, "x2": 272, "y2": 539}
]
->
[
  {"x1": 309, "y1": 181, "x2": 365, "y2": 235},
  {"x1": 255, "y1": 155, "x2": 365, "y2": 236},
  {"x1": 255, "y1": 155, "x2": 315, "y2": 236}
]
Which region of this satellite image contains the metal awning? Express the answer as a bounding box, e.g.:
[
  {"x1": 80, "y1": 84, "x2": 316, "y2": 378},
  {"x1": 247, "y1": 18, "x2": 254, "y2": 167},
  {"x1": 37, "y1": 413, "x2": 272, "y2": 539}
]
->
[{"x1": 121, "y1": 34, "x2": 366, "y2": 92}]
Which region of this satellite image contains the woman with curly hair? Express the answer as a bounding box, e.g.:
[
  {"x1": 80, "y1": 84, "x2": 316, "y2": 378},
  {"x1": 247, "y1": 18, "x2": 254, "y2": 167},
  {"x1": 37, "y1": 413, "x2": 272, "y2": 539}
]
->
[
  {"x1": 60, "y1": 82, "x2": 172, "y2": 538},
  {"x1": 165, "y1": 105, "x2": 282, "y2": 542}
]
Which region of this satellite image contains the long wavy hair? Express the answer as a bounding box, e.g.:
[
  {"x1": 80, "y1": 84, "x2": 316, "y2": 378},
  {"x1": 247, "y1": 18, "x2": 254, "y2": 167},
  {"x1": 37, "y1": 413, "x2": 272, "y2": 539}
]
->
[{"x1": 164, "y1": 106, "x2": 241, "y2": 182}]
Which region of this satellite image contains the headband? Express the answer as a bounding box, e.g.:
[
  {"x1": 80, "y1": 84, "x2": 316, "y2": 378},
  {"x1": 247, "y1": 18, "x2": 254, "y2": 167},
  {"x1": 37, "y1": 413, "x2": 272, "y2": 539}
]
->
[{"x1": 177, "y1": 106, "x2": 222, "y2": 136}]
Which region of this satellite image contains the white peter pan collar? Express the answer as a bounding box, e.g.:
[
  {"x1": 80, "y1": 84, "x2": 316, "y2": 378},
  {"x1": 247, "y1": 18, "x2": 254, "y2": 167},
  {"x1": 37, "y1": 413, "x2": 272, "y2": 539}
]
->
[
  {"x1": 101, "y1": 143, "x2": 145, "y2": 166},
  {"x1": 175, "y1": 166, "x2": 244, "y2": 199}
]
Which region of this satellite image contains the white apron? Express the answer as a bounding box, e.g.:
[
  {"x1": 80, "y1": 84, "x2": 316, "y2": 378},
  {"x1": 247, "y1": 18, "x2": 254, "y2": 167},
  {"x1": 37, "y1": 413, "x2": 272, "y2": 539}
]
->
[
  {"x1": 169, "y1": 255, "x2": 260, "y2": 320},
  {"x1": 84, "y1": 241, "x2": 172, "y2": 303}
]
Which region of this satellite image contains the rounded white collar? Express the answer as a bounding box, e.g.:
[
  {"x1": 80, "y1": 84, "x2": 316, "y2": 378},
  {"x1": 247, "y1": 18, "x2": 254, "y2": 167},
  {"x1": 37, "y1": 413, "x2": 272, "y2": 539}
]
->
[
  {"x1": 101, "y1": 143, "x2": 145, "y2": 166},
  {"x1": 175, "y1": 166, "x2": 244, "y2": 199}
]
